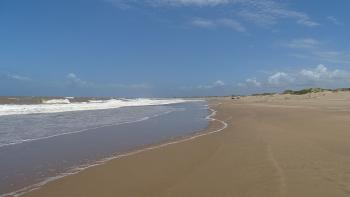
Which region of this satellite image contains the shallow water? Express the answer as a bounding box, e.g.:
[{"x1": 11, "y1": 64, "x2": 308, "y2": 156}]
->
[
  {"x1": 0, "y1": 104, "x2": 181, "y2": 147},
  {"x1": 0, "y1": 101, "x2": 208, "y2": 195}
]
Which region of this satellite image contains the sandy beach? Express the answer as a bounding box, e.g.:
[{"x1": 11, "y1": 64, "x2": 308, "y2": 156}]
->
[{"x1": 20, "y1": 91, "x2": 350, "y2": 197}]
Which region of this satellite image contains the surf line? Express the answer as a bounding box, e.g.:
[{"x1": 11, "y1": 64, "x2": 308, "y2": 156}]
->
[
  {"x1": 1, "y1": 102, "x2": 229, "y2": 197},
  {"x1": 0, "y1": 108, "x2": 180, "y2": 148}
]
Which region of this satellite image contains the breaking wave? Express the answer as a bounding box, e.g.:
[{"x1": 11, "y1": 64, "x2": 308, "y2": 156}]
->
[{"x1": 0, "y1": 98, "x2": 192, "y2": 116}]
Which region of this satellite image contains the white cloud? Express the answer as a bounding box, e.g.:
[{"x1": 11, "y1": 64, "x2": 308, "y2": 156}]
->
[
  {"x1": 327, "y1": 16, "x2": 343, "y2": 26},
  {"x1": 191, "y1": 18, "x2": 216, "y2": 28},
  {"x1": 0, "y1": 73, "x2": 31, "y2": 81},
  {"x1": 66, "y1": 73, "x2": 150, "y2": 89},
  {"x1": 214, "y1": 80, "x2": 225, "y2": 86},
  {"x1": 8, "y1": 74, "x2": 31, "y2": 81},
  {"x1": 268, "y1": 72, "x2": 294, "y2": 86},
  {"x1": 111, "y1": 0, "x2": 318, "y2": 28},
  {"x1": 286, "y1": 38, "x2": 320, "y2": 49},
  {"x1": 245, "y1": 78, "x2": 261, "y2": 87},
  {"x1": 191, "y1": 18, "x2": 246, "y2": 32},
  {"x1": 299, "y1": 64, "x2": 348, "y2": 82},
  {"x1": 66, "y1": 73, "x2": 89, "y2": 86},
  {"x1": 197, "y1": 80, "x2": 226, "y2": 89},
  {"x1": 107, "y1": 0, "x2": 232, "y2": 8},
  {"x1": 300, "y1": 65, "x2": 326, "y2": 80},
  {"x1": 155, "y1": 0, "x2": 231, "y2": 6},
  {"x1": 217, "y1": 18, "x2": 246, "y2": 32},
  {"x1": 296, "y1": 17, "x2": 319, "y2": 27},
  {"x1": 236, "y1": 0, "x2": 319, "y2": 27},
  {"x1": 311, "y1": 51, "x2": 350, "y2": 64},
  {"x1": 237, "y1": 78, "x2": 261, "y2": 88},
  {"x1": 285, "y1": 38, "x2": 350, "y2": 65},
  {"x1": 105, "y1": 0, "x2": 136, "y2": 9},
  {"x1": 238, "y1": 64, "x2": 350, "y2": 90}
]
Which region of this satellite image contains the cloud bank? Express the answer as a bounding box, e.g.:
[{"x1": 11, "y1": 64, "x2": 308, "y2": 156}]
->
[
  {"x1": 108, "y1": 0, "x2": 319, "y2": 31},
  {"x1": 285, "y1": 38, "x2": 350, "y2": 65},
  {"x1": 191, "y1": 18, "x2": 246, "y2": 32},
  {"x1": 239, "y1": 64, "x2": 350, "y2": 90}
]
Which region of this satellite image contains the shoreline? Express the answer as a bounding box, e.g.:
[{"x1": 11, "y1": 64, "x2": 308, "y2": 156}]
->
[{"x1": 2, "y1": 101, "x2": 226, "y2": 197}]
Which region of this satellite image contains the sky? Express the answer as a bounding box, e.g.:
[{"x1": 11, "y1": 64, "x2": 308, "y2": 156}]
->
[{"x1": 1, "y1": 0, "x2": 350, "y2": 97}]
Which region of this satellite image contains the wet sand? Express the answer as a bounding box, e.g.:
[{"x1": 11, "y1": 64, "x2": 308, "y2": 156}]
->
[{"x1": 20, "y1": 91, "x2": 350, "y2": 197}]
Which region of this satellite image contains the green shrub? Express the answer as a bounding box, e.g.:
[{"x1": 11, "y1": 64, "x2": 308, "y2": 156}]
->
[{"x1": 283, "y1": 88, "x2": 330, "y2": 95}]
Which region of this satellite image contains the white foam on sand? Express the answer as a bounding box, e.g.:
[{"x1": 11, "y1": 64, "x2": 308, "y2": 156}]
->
[{"x1": 0, "y1": 98, "x2": 192, "y2": 116}]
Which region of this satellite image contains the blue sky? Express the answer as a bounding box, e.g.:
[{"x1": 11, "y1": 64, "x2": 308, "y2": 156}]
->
[{"x1": 1, "y1": 0, "x2": 350, "y2": 97}]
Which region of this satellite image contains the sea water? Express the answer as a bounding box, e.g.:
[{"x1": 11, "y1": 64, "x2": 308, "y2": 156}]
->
[{"x1": 0, "y1": 100, "x2": 209, "y2": 195}]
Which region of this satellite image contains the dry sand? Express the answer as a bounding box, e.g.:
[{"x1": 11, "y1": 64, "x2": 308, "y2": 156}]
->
[{"x1": 20, "y1": 91, "x2": 350, "y2": 197}]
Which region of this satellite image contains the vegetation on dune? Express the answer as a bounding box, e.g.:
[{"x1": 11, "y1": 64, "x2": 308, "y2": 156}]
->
[
  {"x1": 231, "y1": 87, "x2": 350, "y2": 99},
  {"x1": 251, "y1": 92, "x2": 276, "y2": 96},
  {"x1": 282, "y1": 88, "x2": 331, "y2": 95},
  {"x1": 334, "y1": 88, "x2": 350, "y2": 92}
]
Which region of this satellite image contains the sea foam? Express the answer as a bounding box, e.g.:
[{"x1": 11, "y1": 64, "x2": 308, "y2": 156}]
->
[
  {"x1": 0, "y1": 98, "x2": 191, "y2": 116},
  {"x1": 42, "y1": 99, "x2": 71, "y2": 104}
]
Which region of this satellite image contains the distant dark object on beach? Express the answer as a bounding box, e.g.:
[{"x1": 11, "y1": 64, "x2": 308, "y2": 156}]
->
[{"x1": 231, "y1": 95, "x2": 241, "y2": 100}]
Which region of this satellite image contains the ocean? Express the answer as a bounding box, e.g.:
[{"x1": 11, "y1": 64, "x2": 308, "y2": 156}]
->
[{"x1": 0, "y1": 98, "x2": 209, "y2": 196}]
